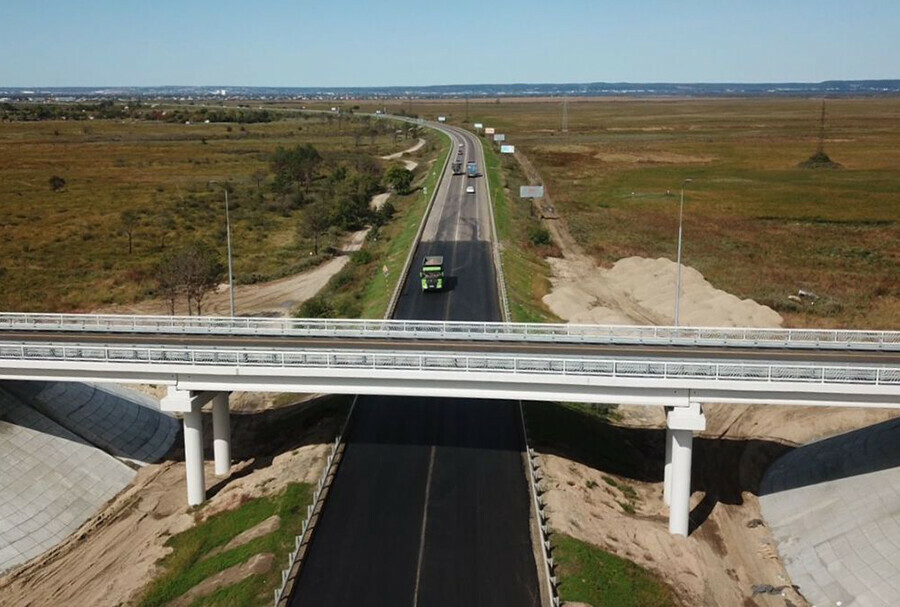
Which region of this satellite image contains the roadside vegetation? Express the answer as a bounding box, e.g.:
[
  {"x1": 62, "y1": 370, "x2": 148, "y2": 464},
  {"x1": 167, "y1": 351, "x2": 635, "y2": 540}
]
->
[
  {"x1": 350, "y1": 97, "x2": 900, "y2": 329},
  {"x1": 553, "y1": 533, "x2": 675, "y2": 607},
  {"x1": 478, "y1": 134, "x2": 559, "y2": 322},
  {"x1": 138, "y1": 483, "x2": 312, "y2": 607},
  {"x1": 300, "y1": 131, "x2": 451, "y2": 318},
  {"x1": 0, "y1": 105, "x2": 433, "y2": 312}
]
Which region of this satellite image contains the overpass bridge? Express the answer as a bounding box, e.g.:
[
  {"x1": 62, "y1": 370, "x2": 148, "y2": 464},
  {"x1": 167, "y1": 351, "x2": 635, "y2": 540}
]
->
[{"x1": 1, "y1": 312, "x2": 898, "y2": 536}]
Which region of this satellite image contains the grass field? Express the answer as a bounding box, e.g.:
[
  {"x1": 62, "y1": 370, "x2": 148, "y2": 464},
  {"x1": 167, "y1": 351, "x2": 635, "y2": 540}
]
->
[
  {"x1": 0, "y1": 111, "x2": 435, "y2": 312},
  {"x1": 347, "y1": 97, "x2": 900, "y2": 329}
]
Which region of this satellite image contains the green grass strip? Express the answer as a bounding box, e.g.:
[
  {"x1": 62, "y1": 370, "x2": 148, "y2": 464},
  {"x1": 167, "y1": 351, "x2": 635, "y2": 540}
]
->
[
  {"x1": 138, "y1": 483, "x2": 313, "y2": 607},
  {"x1": 554, "y1": 533, "x2": 676, "y2": 607}
]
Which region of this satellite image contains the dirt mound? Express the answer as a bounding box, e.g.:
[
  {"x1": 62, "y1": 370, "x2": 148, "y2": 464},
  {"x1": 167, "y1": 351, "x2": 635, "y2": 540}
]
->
[{"x1": 543, "y1": 256, "x2": 783, "y2": 327}]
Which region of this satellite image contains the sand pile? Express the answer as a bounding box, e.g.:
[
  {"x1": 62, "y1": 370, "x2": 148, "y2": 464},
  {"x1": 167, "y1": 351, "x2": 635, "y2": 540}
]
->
[{"x1": 543, "y1": 255, "x2": 783, "y2": 327}]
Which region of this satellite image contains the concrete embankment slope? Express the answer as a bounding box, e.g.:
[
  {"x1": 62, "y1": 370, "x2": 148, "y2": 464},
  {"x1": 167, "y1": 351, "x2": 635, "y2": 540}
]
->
[
  {"x1": 4, "y1": 382, "x2": 178, "y2": 465},
  {"x1": 760, "y1": 417, "x2": 900, "y2": 607},
  {"x1": 0, "y1": 382, "x2": 178, "y2": 573}
]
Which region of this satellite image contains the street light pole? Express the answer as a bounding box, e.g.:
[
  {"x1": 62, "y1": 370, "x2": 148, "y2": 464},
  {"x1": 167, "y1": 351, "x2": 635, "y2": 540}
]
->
[
  {"x1": 674, "y1": 178, "x2": 692, "y2": 327},
  {"x1": 210, "y1": 181, "x2": 235, "y2": 317}
]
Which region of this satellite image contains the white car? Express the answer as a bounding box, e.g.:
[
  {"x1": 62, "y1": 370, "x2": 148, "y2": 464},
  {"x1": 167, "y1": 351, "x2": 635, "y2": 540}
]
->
[{"x1": 466, "y1": 185, "x2": 475, "y2": 194}]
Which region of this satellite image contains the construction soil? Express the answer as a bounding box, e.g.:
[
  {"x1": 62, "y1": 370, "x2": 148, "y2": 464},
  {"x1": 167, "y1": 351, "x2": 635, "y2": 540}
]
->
[
  {"x1": 0, "y1": 398, "x2": 345, "y2": 607},
  {"x1": 513, "y1": 147, "x2": 900, "y2": 606}
]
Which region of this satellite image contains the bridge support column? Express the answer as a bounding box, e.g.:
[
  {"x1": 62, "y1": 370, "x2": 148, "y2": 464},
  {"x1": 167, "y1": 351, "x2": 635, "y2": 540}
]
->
[
  {"x1": 666, "y1": 403, "x2": 706, "y2": 537},
  {"x1": 161, "y1": 387, "x2": 225, "y2": 506},
  {"x1": 212, "y1": 393, "x2": 231, "y2": 477},
  {"x1": 183, "y1": 404, "x2": 206, "y2": 507},
  {"x1": 663, "y1": 407, "x2": 673, "y2": 506}
]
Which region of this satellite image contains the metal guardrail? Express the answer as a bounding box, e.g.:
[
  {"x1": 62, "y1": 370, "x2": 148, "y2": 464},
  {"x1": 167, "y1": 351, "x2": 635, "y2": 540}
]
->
[
  {"x1": 2, "y1": 342, "x2": 898, "y2": 386},
  {"x1": 273, "y1": 396, "x2": 357, "y2": 606},
  {"x1": 518, "y1": 403, "x2": 560, "y2": 607},
  {"x1": 1, "y1": 312, "x2": 898, "y2": 350}
]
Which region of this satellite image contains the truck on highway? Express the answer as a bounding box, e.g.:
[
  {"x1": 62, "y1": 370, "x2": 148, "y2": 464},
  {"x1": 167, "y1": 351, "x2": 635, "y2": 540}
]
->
[
  {"x1": 451, "y1": 160, "x2": 463, "y2": 175},
  {"x1": 466, "y1": 161, "x2": 477, "y2": 178},
  {"x1": 419, "y1": 256, "x2": 444, "y2": 291}
]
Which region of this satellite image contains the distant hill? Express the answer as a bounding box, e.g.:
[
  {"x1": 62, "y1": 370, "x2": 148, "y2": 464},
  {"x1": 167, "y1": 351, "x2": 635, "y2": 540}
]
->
[{"x1": 2, "y1": 80, "x2": 899, "y2": 101}]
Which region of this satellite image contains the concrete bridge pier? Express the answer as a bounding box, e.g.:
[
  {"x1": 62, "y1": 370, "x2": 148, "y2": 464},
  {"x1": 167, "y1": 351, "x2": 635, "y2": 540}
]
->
[
  {"x1": 665, "y1": 403, "x2": 706, "y2": 537},
  {"x1": 161, "y1": 387, "x2": 230, "y2": 506},
  {"x1": 212, "y1": 392, "x2": 231, "y2": 477}
]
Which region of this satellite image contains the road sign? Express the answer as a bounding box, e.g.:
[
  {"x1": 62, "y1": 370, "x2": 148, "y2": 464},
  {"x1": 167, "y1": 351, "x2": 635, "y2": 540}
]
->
[
  {"x1": 500, "y1": 145, "x2": 515, "y2": 154},
  {"x1": 519, "y1": 185, "x2": 544, "y2": 198},
  {"x1": 474, "y1": 123, "x2": 483, "y2": 129},
  {"x1": 485, "y1": 127, "x2": 495, "y2": 135},
  {"x1": 382, "y1": 265, "x2": 390, "y2": 277},
  {"x1": 493, "y1": 134, "x2": 506, "y2": 142},
  {"x1": 437, "y1": 116, "x2": 446, "y2": 122}
]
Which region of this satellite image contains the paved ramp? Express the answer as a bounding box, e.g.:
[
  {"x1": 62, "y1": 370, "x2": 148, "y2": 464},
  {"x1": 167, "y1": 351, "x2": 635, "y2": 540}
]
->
[
  {"x1": 760, "y1": 417, "x2": 900, "y2": 607},
  {"x1": 0, "y1": 388, "x2": 136, "y2": 573}
]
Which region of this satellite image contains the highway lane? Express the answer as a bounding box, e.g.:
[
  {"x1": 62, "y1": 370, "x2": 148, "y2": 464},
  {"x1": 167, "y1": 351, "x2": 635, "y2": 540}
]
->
[
  {"x1": 289, "y1": 126, "x2": 540, "y2": 605},
  {"x1": 5, "y1": 331, "x2": 899, "y2": 366}
]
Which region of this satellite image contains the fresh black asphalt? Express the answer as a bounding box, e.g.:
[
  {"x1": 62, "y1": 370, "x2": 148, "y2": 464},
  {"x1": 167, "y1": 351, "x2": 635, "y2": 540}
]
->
[{"x1": 288, "y1": 128, "x2": 541, "y2": 606}]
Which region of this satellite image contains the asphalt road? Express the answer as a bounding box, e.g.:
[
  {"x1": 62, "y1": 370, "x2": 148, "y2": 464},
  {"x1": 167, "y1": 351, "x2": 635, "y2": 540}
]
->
[{"x1": 288, "y1": 126, "x2": 541, "y2": 605}]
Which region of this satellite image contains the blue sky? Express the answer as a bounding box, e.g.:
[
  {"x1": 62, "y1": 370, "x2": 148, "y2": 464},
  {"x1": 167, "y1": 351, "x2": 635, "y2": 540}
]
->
[{"x1": 1, "y1": 0, "x2": 897, "y2": 86}]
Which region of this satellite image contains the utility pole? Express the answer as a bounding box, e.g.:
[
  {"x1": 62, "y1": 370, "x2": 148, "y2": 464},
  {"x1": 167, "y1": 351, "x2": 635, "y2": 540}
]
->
[{"x1": 209, "y1": 181, "x2": 236, "y2": 317}]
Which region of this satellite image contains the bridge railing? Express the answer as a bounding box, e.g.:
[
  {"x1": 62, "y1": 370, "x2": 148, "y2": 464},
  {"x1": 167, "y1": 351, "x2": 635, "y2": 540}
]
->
[
  {"x1": 2, "y1": 342, "x2": 898, "y2": 386},
  {"x1": 0, "y1": 313, "x2": 898, "y2": 350}
]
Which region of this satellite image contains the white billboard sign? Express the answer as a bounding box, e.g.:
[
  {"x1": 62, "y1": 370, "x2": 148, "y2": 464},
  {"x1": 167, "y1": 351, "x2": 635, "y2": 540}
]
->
[
  {"x1": 493, "y1": 134, "x2": 506, "y2": 142},
  {"x1": 519, "y1": 185, "x2": 544, "y2": 198},
  {"x1": 500, "y1": 145, "x2": 515, "y2": 154},
  {"x1": 484, "y1": 127, "x2": 495, "y2": 135},
  {"x1": 437, "y1": 116, "x2": 446, "y2": 122},
  {"x1": 474, "y1": 122, "x2": 483, "y2": 129}
]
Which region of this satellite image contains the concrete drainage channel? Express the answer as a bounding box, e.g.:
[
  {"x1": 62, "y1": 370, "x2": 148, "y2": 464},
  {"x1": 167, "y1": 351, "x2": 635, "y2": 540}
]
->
[
  {"x1": 519, "y1": 402, "x2": 562, "y2": 607},
  {"x1": 273, "y1": 396, "x2": 357, "y2": 606}
]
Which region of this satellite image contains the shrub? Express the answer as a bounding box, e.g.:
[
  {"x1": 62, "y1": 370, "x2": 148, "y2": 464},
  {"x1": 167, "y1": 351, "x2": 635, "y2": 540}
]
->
[
  {"x1": 527, "y1": 224, "x2": 552, "y2": 247},
  {"x1": 298, "y1": 296, "x2": 334, "y2": 318}
]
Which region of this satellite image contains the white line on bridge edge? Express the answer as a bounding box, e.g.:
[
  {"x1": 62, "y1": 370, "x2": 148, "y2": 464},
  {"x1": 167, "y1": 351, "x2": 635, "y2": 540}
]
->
[{"x1": 412, "y1": 444, "x2": 437, "y2": 606}]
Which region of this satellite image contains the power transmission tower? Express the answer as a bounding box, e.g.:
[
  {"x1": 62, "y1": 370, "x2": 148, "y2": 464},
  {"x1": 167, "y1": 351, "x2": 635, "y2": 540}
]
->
[
  {"x1": 561, "y1": 95, "x2": 569, "y2": 133},
  {"x1": 816, "y1": 99, "x2": 827, "y2": 155}
]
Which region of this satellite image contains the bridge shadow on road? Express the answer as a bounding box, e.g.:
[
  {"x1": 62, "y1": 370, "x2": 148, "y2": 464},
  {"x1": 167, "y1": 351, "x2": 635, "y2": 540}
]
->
[{"x1": 521, "y1": 401, "x2": 794, "y2": 534}]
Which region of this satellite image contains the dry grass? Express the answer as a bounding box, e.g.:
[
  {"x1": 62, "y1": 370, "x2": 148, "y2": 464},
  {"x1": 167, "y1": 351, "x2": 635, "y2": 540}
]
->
[
  {"x1": 348, "y1": 97, "x2": 900, "y2": 329},
  {"x1": 0, "y1": 114, "x2": 428, "y2": 312}
]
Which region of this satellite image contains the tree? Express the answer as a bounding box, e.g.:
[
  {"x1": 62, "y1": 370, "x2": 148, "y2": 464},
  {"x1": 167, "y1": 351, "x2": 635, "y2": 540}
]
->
[
  {"x1": 120, "y1": 210, "x2": 140, "y2": 254},
  {"x1": 269, "y1": 143, "x2": 321, "y2": 193},
  {"x1": 155, "y1": 249, "x2": 183, "y2": 315},
  {"x1": 181, "y1": 242, "x2": 225, "y2": 315},
  {"x1": 251, "y1": 169, "x2": 267, "y2": 191},
  {"x1": 154, "y1": 241, "x2": 224, "y2": 315},
  {"x1": 384, "y1": 165, "x2": 414, "y2": 195},
  {"x1": 300, "y1": 202, "x2": 331, "y2": 256},
  {"x1": 49, "y1": 175, "x2": 66, "y2": 192}
]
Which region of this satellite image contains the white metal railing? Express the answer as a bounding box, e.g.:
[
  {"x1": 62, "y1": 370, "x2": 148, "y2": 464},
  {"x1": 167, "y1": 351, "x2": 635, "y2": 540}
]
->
[
  {"x1": 1, "y1": 342, "x2": 898, "y2": 386},
  {"x1": 0, "y1": 313, "x2": 898, "y2": 351}
]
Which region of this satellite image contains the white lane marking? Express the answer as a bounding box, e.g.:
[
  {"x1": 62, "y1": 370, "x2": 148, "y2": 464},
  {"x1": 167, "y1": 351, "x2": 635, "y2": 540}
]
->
[{"x1": 412, "y1": 444, "x2": 437, "y2": 606}]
